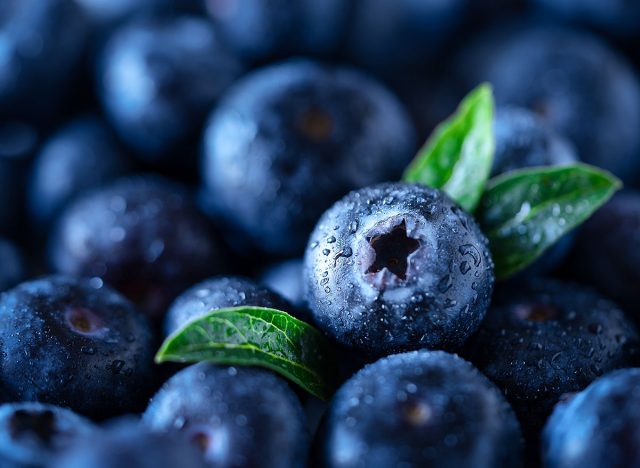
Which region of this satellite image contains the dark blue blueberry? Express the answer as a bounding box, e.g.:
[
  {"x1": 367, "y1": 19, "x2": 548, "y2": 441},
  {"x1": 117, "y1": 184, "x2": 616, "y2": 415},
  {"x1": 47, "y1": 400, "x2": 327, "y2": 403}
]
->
[
  {"x1": 164, "y1": 276, "x2": 299, "y2": 336},
  {"x1": 28, "y1": 115, "x2": 132, "y2": 228},
  {"x1": 201, "y1": 60, "x2": 417, "y2": 257},
  {"x1": 0, "y1": 402, "x2": 95, "y2": 468},
  {"x1": 143, "y1": 363, "x2": 309, "y2": 468},
  {"x1": 0, "y1": 238, "x2": 26, "y2": 293},
  {"x1": 77, "y1": 0, "x2": 202, "y2": 30},
  {"x1": 304, "y1": 182, "x2": 494, "y2": 358},
  {"x1": 259, "y1": 259, "x2": 306, "y2": 309},
  {"x1": 204, "y1": 0, "x2": 349, "y2": 61},
  {"x1": 455, "y1": 24, "x2": 640, "y2": 181},
  {"x1": 0, "y1": 0, "x2": 87, "y2": 124},
  {"x1": 98, "y1": 16, "x2": 243, "y2": 167},
  {"x1": 568, "y1": 191, "x2": 640, "y2": 316},
  {"x1": 464, "y1": 278, "x2": 640, "y2": 448},
  {"x1": 316, "y1": 350, "x2": 523, "y2": 468},
  {"x1": 49, "y1": 175, "x2": 227, "y2": 319},
  {"x1": 542, "y1": 368, "x2": 640, "y2": 468},
  {"x1": 0, "y1": 276, "x2": 156, "y2": 419},
  {"x1": 346, "y1": 0, "x2": 470, "y2": 74},
  {"x1": 51, "y1": 418, "x2": 208, "y2": 468}
]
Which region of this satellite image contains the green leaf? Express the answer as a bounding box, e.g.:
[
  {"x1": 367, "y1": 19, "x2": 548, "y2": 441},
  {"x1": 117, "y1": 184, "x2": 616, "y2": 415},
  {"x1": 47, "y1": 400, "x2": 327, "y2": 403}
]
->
[
  {"x1": 402, "y1": 83, "x2": 495, "y2": 212},
  {"x1": 478, "y1": 163, "x2": 622, "y2": 280},
  {"x1": 155, "y1": 306, "x2": 339, "y2": 401}
]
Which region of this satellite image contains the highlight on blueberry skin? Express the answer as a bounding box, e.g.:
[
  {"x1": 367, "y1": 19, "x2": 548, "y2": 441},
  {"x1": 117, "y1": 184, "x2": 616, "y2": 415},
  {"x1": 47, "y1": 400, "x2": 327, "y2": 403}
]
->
[
  {"x1": 0, "y1": 402, "x2": 96, "y2": 468},
  {"x1": 316, "y1": 350, "x2": 523, "y2": 468},
  {"x1": 143, "y1": 363, "x2": 309, "y2": 468},
  {"x1": 304, "y1": 182, "x2": 494, "y2": 358},
  {"x1": 0, "y1": 276, "x2": 156, "y2": 419}
]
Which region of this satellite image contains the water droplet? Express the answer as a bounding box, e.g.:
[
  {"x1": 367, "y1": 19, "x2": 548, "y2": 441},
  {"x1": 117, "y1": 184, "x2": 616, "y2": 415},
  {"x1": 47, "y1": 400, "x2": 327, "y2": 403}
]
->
[
  {"x1": 322, "y1": 249, "x2": 330, "y2": 256},
  {"x1": 327, "y1": 236, "x2": 336, "y2": 244}
]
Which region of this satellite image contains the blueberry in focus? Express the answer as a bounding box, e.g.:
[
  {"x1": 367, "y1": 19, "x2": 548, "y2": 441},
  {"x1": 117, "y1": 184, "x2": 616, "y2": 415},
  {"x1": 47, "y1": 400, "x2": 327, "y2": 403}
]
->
[
  {"x1": 455, "y1": 24, "x2": 640, "y2": 182},
  {"x1": 28, "y1": 115, "x2": 132, "y2": 228},
  {"x1": 568, "y1": 191, "x2": 640, "y2": 316},
  {"x1": 164, "y1": 276, "x2": 299, "y2": 336},
  {"x1": 0, "y1": 402, "x2": 95, "y2": 468},
  {"x1": 316, "y1": 350, "x2": 522, "y2": 468},
  {"x1": 464, "y1": 278, "x2": 640, "y2": 445},
  {"x1": 201, "y1": 60, "x2": 417, "y2": 257},
  {"x1": 49, "y1": 175, "x2": 226, "y2": 318},
  {"x1": 0, "y1": 276, "x2": 155, "y2": 419},
  {"x1": 0, "y1": 238, "x2": 26, "y2": 293},
  {"x1": 304, "y1": 182, "x2": 494, "y2": 358},
  {"x1": 542, "y1": 368, "x2": 640, "y2": 468},
  {"x1": 98, "y1": 16, "x2": 243, "y2": 167},
  {"x1": 259, "y1": 259, "x2": 306, "y2": 309},
  {"x1": 0, "y1": 0, "x2": 87, "y2": 124},
  {"x1": 143, "y1": 363, "x2": 309, "y2": 468},
  {"x1": 51, "y1": 418, "x2": 208, "y2": 468}
]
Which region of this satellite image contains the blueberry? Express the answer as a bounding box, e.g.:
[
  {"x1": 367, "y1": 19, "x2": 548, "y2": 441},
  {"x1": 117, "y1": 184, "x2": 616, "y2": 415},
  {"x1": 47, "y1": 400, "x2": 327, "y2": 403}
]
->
[
  {"x1": 49, "y1": 175, "x2": 227, "y2": 318},
  {"x1": 0, "y1": 238, "x2": 26, "y2": 293},
  {"x1": 28, "y1": 115, "x2": 132, "y2": 228},
  {"x1": 143, "y1": 363, "x2": 309, "y2": 467},
  {"x1": 346, "y1": 0, "x2": 470, "y2": 74},
  {"x1": 0, "y1": 0, "x2": 87, "y2": 124},
  {"x1": 0, "y1": 402, "x2": 95, "y2": 468},
  {"x1": 51, "y1": 418, "x2": 208, "y2": 468},
  {"x1": 98, "y1": 16, "x2": 243, "y2": 167},
  {"x1": 204, "y1": 0, "x2": 350, "y2": 61},
  {"x1": 164, "y1": 276, "x2": 299, "y2": 336},
  {"x1": 259, "y1": 259, "x2": 306, "y2": 309},
  {"x1": 316, "y1": 350, "x2": 523, "y2": 468},
  {"x1": 455, "y1": 24, "x2": 640, "y2": 181},
  {"x1": 0, "y1": 276, "x2": 155, "y2": 419},
  {"x1": 542, "y1": 368, "x2": 640, "y2": 468},
  {"x1": 464, "y1": 278, "x2": 640, "y2": 447},
  {"x1": 201, "y1": 60, "x2": 417, "y2": 257},
  {"x1": 304, "y1": 182, "x2": 494, "y2": 358}
]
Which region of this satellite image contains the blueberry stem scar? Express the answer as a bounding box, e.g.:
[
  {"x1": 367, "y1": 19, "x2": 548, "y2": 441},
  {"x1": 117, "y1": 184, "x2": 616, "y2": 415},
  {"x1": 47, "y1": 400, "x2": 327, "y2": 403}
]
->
[{"x1": 366, "y1": 220, "x2": 419, "y2": 280}]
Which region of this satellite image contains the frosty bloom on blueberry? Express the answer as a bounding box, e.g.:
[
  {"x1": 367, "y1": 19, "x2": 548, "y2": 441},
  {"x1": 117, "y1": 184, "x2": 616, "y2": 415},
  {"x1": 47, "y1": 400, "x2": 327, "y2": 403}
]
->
[{"x1": 304, "y1": 182, "x2": 494, "y2": 357}]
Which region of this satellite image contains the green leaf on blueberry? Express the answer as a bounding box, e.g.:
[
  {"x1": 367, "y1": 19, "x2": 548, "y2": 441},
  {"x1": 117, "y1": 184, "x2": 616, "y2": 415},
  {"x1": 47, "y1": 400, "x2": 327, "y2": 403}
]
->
[
  {"x1": 479, "y1": 164, "x2": 621, "y2": 280},
  {"x1": 155, "y1": 306, "x2": 338, "y2": 401},
  {"x1": 403, "y1": 83, "x2": 495, "y2": 213}
]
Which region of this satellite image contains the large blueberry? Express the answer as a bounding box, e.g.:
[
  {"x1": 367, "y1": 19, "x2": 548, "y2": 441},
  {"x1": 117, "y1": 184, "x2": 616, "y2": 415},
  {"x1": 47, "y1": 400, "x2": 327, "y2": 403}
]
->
[
  {"x1": 28, "y1": 115, "x2": 132, "y2": 228},
  {"x1": 317, "y1": 350, "x2": 522, "y2": 468},
  {"x1": 304, "y1": 182, "x2": 494, "y2": 358},
  {"x1": 98, "y1": 16, "x2": 243, "y2": 167},
  {"x1": 201, "y1": 60, "x2": 417, "y2": 257},
  {"x1": 0, "y1": 276, "x2": 156, "y2": 419},
  {"x1": 49, "y1": 175, "x2": 227, "y2": 318},
  {"x1": 0, "y1": 238, "x2": 26, "y2": 293},
  {"x1": 143, "y1": 363, "x2": 309, "y2": 467}
]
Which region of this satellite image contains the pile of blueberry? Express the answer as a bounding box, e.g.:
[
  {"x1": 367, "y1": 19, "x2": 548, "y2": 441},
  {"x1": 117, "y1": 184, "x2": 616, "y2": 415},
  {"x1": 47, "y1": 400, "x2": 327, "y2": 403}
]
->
[{"x1": 1, "y1": 1, "x2": 640, "y2": 467}]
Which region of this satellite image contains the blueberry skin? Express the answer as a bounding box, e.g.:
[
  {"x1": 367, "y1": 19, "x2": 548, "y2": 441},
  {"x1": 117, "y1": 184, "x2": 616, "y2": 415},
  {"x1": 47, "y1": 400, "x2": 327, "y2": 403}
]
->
[
  {"x1": 456, "y1": 25, "x2": 640, "y2": 182},
  {"x1": 201, "y1": 60, "x2": 417, "y2": 257},
  {"x1": 464, "y1": 278, "x2": 640, "y2": 445},
  {"x1": 0, "y1": 238, "x2": 26, "y2": 293},
  {"x1": 98, "y1": 16, "x2": 243, "y2": 165},
  {"x1": 260, "y1": 259, "x2": 306, "y2": 309},
  {"x1": 0, "y1": 276, "x2": 156, "y2": 419},
  {"x1": 143, "y1": 363, "x2": 309, "y2": 468},
  {"x1": 28, "y1": 115, "x2": 132, "y2": 228},
  {"x1": 0, "y1": 0, "x2": 87, "y2": 123},
  {"x1": 164, "y1": 276, "x2": 299, "y2": 336},
  {"x1": 304, "y1": 182, "x2": 494, "y2": 358},
  {"x1": 49, "y1": 175, "x2": 227, "y2": 318},
  {"x1": 317, "y1": 350, "x2": 522, "y2": 468},
  {"x1": 346, "y1": 0, "x2": 469, "y2": 73},
  {"x1": 542, "y1": 368, "x2": 640, "y2": 468},
  {"x1": 0, "y1": 402, "x2": 95, "y2": 468},
  {"x1": 51, "y1": 418, "x2": 208, "y2": 468},
  {"x1": 569, "y1": 191, "x2": 640, "y2": 316},
  {"x1": 204, "y1": 0, "x2": 349, "y2": 61}
]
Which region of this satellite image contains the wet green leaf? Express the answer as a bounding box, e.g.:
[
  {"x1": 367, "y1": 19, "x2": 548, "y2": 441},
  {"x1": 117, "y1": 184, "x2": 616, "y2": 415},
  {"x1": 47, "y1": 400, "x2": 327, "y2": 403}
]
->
[
  {"x1": 155, "y1": 306, "x2": 338, "y2": 401},
  {"x1": 403, "y1": 83, "x2": 495, "y2": 212},
  {"x1": 479, "y1": 163, "x2": 621, "y2": 280}
]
